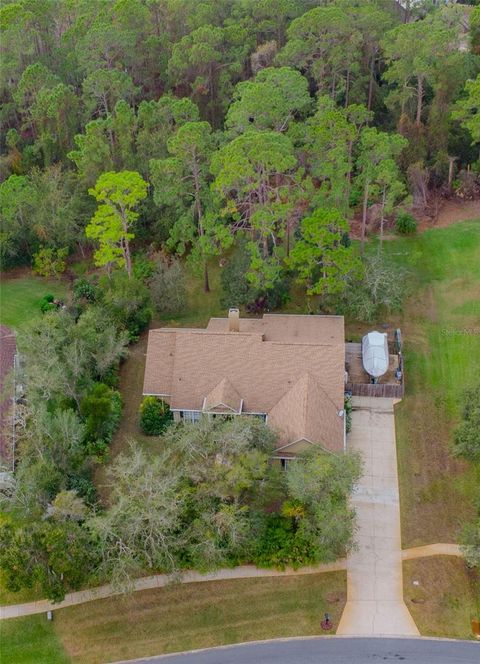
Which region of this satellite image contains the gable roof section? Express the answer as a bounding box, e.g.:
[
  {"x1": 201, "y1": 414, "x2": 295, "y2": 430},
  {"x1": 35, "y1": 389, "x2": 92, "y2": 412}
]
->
[
  {"x1": 204, "y1": 377, "x2": 243, "y2": 413},
  {"x1": 268, "y1": 373, "x2": 343, "y2": 450}
]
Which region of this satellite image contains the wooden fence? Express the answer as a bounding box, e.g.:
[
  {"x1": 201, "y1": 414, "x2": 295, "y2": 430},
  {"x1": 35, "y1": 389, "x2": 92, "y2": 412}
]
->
[{"x1": 345, "y1": 382, "x2": 404, "y2": 399}]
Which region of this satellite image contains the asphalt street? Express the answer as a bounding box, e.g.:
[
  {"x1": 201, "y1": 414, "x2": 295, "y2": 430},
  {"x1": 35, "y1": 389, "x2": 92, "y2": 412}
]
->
[{"x1": 114, "y1": 637, "x2": 479, "y2": 664}]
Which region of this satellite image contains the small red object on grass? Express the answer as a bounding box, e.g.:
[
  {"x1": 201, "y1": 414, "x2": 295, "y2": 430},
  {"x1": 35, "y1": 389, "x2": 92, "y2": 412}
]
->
[{"x1": 321, "y1": 613, "x2": 333, "y2": 631}]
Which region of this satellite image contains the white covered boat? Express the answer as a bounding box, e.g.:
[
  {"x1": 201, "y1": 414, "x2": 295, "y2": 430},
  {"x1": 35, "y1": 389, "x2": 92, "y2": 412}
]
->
[{"x1": 362, "y1": 331, "x2": 389, "y2": 379}]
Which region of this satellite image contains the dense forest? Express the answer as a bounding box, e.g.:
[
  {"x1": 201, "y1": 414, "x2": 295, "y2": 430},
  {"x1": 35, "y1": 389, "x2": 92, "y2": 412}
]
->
[
  {"x1": 1, "y1": 0, "x2": 480, "y2": 604},
  {"x1": 1, "y1": 0, "x2": 480, "y2": 304}
]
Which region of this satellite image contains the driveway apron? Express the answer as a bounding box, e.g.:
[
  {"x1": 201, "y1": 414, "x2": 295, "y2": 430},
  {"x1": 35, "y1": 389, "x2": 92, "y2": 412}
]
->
[{"x1": 337, "y1": 396, "x2": 419, "y2": 636}]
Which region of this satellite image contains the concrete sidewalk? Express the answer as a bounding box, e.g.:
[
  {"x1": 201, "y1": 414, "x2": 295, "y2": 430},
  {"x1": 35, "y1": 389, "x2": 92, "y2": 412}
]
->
[
  {"x1": 0, "y1": 560, "x2": 346, "y2": 620},
  {"x1": 337, "y1": 397, "x2": 419, "y2": 637}
]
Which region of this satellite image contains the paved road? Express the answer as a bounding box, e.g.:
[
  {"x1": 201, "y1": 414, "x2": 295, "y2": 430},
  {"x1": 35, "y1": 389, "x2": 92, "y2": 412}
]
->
[{"x1": 115, "y1": 637, "x2": 479, "y2": 664}]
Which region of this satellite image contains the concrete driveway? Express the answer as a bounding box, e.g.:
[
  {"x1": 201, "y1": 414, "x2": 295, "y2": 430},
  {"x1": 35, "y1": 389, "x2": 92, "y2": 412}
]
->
[{"x1": 337, "y1": 396, "x2": 419, "y2": 636}]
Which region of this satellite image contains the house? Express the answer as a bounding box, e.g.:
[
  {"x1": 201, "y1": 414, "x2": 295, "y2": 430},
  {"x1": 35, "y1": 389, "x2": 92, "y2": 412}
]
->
[{"x1": 143, "y1": 310, "x2": 347, "y2": 459}]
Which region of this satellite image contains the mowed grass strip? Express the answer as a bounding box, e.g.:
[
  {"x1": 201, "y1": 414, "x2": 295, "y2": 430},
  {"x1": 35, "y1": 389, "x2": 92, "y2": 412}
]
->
[
  {"x1": 53, "y1": 573, "x2": 346, "y2": 664},
  {"x1": 1, "y1": 614, "x2": 70, "y2": 664},
  {"x1": 0, "y1": 275, "x2": 67, "y2": 330},
  {"x1": 383, "y1": 221, "x2": 480, "y2": 546},
  {"x1": 403, "y1": 556, "x2": 480, "y2": 639}
]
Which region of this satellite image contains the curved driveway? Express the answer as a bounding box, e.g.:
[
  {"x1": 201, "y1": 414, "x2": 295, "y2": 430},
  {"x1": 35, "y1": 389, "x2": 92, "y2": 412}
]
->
[{"x1": 113, "y1": 637, "x2": 479, "y2": 664}]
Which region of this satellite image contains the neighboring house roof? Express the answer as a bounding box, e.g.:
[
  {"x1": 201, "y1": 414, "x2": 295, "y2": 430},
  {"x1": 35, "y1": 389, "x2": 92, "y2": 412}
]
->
[{"x1": 143, "y1": 313, "x2": 346, "y2": 453}]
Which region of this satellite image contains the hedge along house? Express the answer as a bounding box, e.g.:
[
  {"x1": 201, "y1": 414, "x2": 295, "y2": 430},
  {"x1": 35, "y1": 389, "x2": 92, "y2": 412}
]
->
[{"x1": 142, "y1": 310, "x2": 347, "y2": 460}]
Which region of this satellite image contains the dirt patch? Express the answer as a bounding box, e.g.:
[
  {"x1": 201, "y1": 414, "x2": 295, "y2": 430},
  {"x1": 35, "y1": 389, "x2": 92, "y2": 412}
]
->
[
  {"x1": 94, "y1": 330, "x2": 150, "y2": 503},
  {"x1": 0, "y1": 266, "x2": 33, "y2": 281},
  {"x1": 417, "y1": 199, "x2": 480, "y2": 232},
  {"x1": 349, "y1": 199, "x2": 480, "y2": 240}
]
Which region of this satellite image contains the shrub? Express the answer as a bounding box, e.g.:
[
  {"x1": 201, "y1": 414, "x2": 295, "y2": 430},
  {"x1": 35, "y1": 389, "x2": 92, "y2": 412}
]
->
[
  {"x1": 220, "y1": 239, "x2": 256, "y2": 309},
  {"x1": 452, "y1": 383, "x2": 480, "y2": 462},
  {"x1": 345, "y1": 396, "x2": 352, "y2": 434},
  {"x1": 80, "y1": 383, "x2": 122, "y2": 445},
  {"x1": 395, "y1": 211, "x2": 417, "y2": 235},
  {"x1": 39, "y1": 293, "x2": 56, "y2": 313},
  {"x1": 98, "y1": 271, "x2": 152, "y2": 340},
  {"x1": 33, "y1": 246, "x2": 68, "y2": 277},
  {"x1": 67, "y1": 473, "x2": 98, "y2": 506},
  {"x1": 149, "y1": 258, "x2": 187, "y2": 316},
  {"x1": 253, "y1": 514, "x2": 319, "y2": 569},
  {"x1": 139, "y1": 396, "x2": 172, "y2": 435},
  {"x1": 334, "y1": 253, "x2": 408, "y2": 322},
  {"x1": 133, "y1": 256, "x2": 156, "y2": 281},
  {"x1": 73, "y1": 278, "x2": 97, "y2": 303},
  {"x1": 221, "y1": 239, "x2": 291, "y2": 312},
  {"x1": 460, "y1": 517, "x2": 480, "y2": 568}
]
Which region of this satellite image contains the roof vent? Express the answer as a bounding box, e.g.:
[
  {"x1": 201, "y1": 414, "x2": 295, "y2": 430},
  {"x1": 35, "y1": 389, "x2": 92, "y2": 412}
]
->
[{"x1": 228, "y1": 308, "x2": 240, "y2": 332}]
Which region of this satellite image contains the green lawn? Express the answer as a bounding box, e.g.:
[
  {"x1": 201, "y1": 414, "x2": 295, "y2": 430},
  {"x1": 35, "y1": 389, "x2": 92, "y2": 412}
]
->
[
  {"x1": 53, "y1": 573, "x2": 346, "y2": 664},
  {"x1": 403, "y1": 556, "x2": 480, "y2": 639},
  {"x1": 0, "y1": 275, "x2": 68, "y2": 330},
  {"x1": 382, "y1": 220, "x2": 480, "y2": 546},
  {"x1": 0, "y1": 615, "x2": 70, "y2": 664}
]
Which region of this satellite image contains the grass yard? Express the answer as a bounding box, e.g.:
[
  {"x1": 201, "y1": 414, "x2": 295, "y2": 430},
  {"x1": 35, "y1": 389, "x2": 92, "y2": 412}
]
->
[
  {"x1": 403, "y1": 556, "x2": 480, "y2": 639},
  {"x1": 0, "y1": 274, "x2": 68, "y2": 330},
  {"x1": 0, "y1": 614, "x2": 70, "y2": 664},
  {"x1": 382, "y1": 220, "x2": 480, "y2": 547},
  {"x1": 53, "y1": 572, "x2": 346, "y2": 664}
]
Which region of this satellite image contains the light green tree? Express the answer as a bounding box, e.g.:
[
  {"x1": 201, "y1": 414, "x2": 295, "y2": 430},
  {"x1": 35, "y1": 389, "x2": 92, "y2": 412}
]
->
[
  {"x1": 86, "y1": 171, "x2": 148, "y2": 277},
  {"x1": 289, "y1": 207, "x2": 362, "y2": 299}
]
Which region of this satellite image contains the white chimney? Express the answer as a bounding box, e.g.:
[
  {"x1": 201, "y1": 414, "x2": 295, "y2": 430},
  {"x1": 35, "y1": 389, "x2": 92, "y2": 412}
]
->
[{"x1": 228, "y1": 308, "x2": 240, "y2": 332}]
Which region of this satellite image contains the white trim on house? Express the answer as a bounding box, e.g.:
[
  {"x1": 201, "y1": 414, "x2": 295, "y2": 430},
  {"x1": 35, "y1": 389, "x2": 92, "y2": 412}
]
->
[
  {"x1": 143, "y1": 392, "x2": 172, "y2": 398},
  {"x1": 274, "y1": 438, "x2": 315, "y2": 452},
  {"x1": 275, "y1": 437, "x2": 337, "y2": 456},
  {"x1": 170, "y1": 408, "x2": 266, "y2": 419}
]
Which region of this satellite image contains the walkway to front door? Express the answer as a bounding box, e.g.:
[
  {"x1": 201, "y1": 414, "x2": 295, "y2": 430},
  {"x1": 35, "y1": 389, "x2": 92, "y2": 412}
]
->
[{"x1": 337, "y1": 396, "x2": 419, "y2": 636}]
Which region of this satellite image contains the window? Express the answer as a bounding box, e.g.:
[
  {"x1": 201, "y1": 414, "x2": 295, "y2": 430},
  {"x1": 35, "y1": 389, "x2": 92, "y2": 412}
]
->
[
  {"x1": 181, "y1": 410, "x2": 201, "y2": 423},
  {"x1": 245, "y1": 413, "x2": 267, "y2": 422},
  {"x1": 280, "y1": 458, "x2": 289, "y2": 470}
]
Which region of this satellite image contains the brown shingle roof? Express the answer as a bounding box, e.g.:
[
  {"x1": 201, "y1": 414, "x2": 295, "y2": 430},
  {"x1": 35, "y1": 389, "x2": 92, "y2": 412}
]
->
[
  {"x1": 143, "y1": 314, "x2": 345, "y2": 453},
  {"x1": 142, "y1": 330, "x2": 176, "y2": 396},
  {"x1": 207, "y1": 313, "x2": 343, "y2": 344}
]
